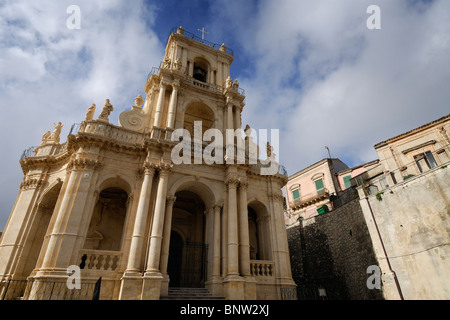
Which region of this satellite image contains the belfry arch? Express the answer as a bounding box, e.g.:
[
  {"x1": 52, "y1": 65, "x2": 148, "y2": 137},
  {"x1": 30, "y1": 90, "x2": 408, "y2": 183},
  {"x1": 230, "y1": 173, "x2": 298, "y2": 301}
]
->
[{"x1": 183, "y1": 102, "x2": 215, "y2": 136}]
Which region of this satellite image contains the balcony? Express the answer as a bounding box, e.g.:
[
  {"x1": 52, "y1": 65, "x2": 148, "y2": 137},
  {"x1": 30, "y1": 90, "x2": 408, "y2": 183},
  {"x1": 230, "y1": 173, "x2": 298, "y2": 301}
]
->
[{"x1": 289, "y1": 188, "x2": 330, "y2": 210}]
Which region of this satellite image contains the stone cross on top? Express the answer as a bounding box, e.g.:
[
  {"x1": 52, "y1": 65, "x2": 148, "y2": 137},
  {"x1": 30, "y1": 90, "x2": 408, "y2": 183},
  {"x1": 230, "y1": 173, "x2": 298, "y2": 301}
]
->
[{"x1": 197, "y1": 27, "x2": 208, "y2": 40}]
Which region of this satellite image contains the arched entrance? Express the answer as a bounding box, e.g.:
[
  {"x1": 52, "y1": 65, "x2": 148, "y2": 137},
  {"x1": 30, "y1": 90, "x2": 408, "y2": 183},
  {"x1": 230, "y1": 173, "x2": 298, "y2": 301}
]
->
[
  {"x1": 168, "y1": 190, "x2": 207, "y2": 288},
  {"x1": 167, "y1": 231, "x2": 183, "y2": 287}
]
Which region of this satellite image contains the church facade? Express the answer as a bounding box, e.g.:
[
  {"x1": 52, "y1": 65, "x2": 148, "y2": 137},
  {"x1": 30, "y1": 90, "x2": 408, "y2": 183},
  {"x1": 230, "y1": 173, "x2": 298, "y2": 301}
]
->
[{"x1": 0, "y1": 27, "x2": 296, "y2": 300}]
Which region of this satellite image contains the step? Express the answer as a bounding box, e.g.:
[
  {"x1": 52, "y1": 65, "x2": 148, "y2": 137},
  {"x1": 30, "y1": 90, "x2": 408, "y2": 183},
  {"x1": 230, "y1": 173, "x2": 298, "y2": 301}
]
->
[{"x1": 161, "y1": 287, "x2": 225, "y2": 300}]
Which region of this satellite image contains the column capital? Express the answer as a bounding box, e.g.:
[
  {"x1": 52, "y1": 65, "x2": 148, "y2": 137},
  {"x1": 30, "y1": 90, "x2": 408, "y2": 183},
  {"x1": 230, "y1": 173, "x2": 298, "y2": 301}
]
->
[
  {"x1": 238, "y1": 179, "x2": 248, "y2": 190},
  {"x1": 158, "y1": 163, "x2": 173, "y2": 175},
  {"x1": 213, "y1": 202, "x2": 224, "y2": 211},
  {"x1": 143, "y1": 162, "x2": 157, "y2": 175},
  {"x1": 159, "y1": 78, "x2": 170, "y2": 88},
  {"x1": 172, "y1": 80, "x2": 180, "y2": 90},
  {"x1": 166, "y1": 195, "x2": 176, "y2": 206},
  {"x1": 225, "y1": 177, "x2": 239, "y2": 189}
]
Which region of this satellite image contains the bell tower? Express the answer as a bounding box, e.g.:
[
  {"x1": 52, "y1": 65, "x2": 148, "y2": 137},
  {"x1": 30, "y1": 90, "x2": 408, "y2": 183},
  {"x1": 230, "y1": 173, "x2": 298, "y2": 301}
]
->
[
  {"x1": 119, "y1": 26, "x2": 245, "y2": 144},
  {"x1": 0, "y1": 26, "x2": 296, "y2": 301}
]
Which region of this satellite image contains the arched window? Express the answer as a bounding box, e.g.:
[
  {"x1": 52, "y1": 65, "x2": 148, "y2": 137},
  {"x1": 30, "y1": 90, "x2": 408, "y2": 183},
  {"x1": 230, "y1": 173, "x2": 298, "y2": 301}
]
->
[
  {"x1": 193, "y1": 58, "x2": 209, "y2": 83},
  {"x1": 84, "y1": 187, "x2": 128, "y2": 251},
  {"x1": 183, "y1": 102, "x2": 215, "y2": 136}
]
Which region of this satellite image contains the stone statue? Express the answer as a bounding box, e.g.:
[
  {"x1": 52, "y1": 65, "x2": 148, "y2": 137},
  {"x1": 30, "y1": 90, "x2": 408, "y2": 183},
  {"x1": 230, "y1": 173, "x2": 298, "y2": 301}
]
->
[
  {"x1": 174, "y1": 57, "x2": 182, "y2": 70},
  {"x1": 226, "y1": 76, "x2": 233, "y2": 88},
  {"x1": 40, "y1": 130, "x2": 51, "y2": 145},
  {"x1": 85, "y1": 104, "x2": 96, "y2": 121},
  {"x1": 163, "y1": 57, "x2": 171, "y2": 69},
  {"x1": 233, "y1": 79, "x2": 239, "y2": 89},
  {"x1": 50, "y1": 122, "x2": 63, "y2": 143},
  {"x1": 267, "y1": 141, "x2": 274, "y2": 158},
  {"x1": 134, "y1": 94, "x2": 143, "y2": 108},
  {"x1": 98, "y1": 99, "x2": 114, "y2": 122}
]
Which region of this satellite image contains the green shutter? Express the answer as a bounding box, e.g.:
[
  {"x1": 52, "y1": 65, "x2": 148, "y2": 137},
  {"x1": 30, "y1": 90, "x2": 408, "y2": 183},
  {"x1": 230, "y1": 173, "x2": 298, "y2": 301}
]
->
[
  {"x1": 343, "y1": 175, "x2": 352, "y2": 189},
  {"x1": 292, "y1": 189, "x2": 300, "y2": 200},
  {"x1": 315, "y1": 179, "x2": 324, "y2": 193}
]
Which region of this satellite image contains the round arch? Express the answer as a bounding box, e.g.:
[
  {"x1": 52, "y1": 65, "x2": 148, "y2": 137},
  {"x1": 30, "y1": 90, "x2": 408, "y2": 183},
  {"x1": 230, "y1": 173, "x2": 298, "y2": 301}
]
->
[
  {"x1": 96, "y1": 174, "x2": 133, "y2": 196},
  {"x1": 247, "y1": 199, "x2": 272, "y2": 261},
  {"x1": 182, "y1": 101, "x2": 216, "y2": 137},
  {"x1": 168, "y1": 176, "x2": 220, "y2": 210}
]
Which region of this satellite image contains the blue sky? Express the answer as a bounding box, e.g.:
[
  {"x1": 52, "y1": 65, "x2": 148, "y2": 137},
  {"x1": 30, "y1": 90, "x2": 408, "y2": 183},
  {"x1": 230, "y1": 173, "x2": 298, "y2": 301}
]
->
[{"x1": 1, "y1": 0, "x2": 449, "y2": 229}]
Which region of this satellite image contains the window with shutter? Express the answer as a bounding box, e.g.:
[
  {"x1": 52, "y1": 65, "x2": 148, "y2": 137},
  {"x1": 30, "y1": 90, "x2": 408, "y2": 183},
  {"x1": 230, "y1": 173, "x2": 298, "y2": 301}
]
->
[
  {"x1": 315, "y1": 179, "x2": 324, "y2": 194},
  {"x1": 343, "y1": 175, "x2": 352, "y2": 189}
]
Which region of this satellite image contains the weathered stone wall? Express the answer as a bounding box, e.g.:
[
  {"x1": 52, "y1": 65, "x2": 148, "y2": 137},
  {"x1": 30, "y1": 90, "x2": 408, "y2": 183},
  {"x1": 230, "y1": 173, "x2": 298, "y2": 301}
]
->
[
  {"x1": 287, "y1": 198, "x2": 383, "y2": 300},
  {"x1": 364, "y1": 165, "x2": 450, "y2": 300}
]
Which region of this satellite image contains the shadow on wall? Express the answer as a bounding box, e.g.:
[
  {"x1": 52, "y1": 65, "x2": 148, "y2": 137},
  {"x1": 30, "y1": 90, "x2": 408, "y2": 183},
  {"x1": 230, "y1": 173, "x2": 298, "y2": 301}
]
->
[{"x1": 287, "y1": 198, "x2": 384, "y2": 300}]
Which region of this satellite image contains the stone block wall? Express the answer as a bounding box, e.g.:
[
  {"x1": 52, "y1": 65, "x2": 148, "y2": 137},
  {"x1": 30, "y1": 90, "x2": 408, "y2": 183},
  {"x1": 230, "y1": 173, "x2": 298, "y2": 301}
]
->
[{"x1": 287, "y1": 198, "x2": 383, "y2": 300}]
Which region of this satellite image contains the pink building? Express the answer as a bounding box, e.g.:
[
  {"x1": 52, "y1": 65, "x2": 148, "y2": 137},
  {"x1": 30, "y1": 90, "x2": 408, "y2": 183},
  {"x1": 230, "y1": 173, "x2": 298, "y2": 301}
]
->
[
  {"x1": 284, "y1": 158, "x2": 379, "y2": 226},
  {"x1": 284, "y1": 158, "x2": 348, "y2": 225}
]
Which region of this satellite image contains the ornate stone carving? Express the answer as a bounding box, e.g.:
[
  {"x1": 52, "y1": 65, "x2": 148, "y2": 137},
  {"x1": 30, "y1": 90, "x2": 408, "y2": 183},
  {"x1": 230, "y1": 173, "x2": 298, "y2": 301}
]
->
[
  {"x1": 158, "y1": 163, "x2": 173, "y2": 175},
  {"x1": 225, "y1": 177, "x2": 240, "y2": 188},
  {"x1": 119, "y1": 94, "x2": 145, "y2": 132},
  {"x1": 67, "y1": 157, "x2": 101, "y2": 171},
  {"x1": 85, "y1": 104, "x2": 96, "y2": 121},
  {"x1": 20, "y1": 178, "x2": 43, "y2": 190},
  {"x1": 143, "y1": 162, "x2": 157, "y2": 175},
  {"x1": 98, "y1": 99, "x2": 114, "y2": 122}
]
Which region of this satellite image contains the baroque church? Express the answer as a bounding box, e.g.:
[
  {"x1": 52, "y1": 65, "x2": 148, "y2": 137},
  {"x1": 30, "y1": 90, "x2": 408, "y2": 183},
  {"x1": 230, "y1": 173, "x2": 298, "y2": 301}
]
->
[{"x1": 0, "y1": 27, "x2": 296, "y2": 300}]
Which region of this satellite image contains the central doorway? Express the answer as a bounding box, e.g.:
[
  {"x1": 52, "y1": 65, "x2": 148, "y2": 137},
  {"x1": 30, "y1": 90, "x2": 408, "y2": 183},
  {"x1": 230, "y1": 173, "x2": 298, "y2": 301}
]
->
[{"x1": 167, "y1": 190, "x2": 207, "y2": 288}]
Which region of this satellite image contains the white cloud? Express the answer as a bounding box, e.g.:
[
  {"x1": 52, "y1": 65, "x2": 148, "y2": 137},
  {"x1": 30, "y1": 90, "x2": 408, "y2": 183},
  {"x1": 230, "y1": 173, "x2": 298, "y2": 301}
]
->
[
  {"x1": 211, "y1": 0, "x2": 450, "y2": 175},
  {"x1": 0, "y1": 0, "x2": 164, "y2": 228}
]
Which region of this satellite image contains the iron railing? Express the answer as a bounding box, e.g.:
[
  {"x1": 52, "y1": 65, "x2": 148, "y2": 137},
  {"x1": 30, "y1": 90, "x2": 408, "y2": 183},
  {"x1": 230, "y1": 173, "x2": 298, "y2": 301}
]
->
[
  {"x1": 169, "y1": 27, "x2": 234, "y2": 56},
  {"x1": 0, "y1": 279, "x2": 97, "y2": 300}
]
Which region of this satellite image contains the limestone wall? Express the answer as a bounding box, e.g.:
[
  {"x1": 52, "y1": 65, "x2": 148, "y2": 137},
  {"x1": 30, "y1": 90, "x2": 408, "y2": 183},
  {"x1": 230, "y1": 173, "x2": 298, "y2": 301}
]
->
[
  {"x1": 364, "y1": 165, "x2": 450, "y2": 299},
  {"x1": 287, "y1": 198, "x2": 383, "y2": 300}
]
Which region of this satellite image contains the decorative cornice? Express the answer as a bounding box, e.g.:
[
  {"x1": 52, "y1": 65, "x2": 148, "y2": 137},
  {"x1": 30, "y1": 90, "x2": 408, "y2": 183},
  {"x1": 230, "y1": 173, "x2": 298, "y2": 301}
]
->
[
  {"x1": 67, "y1": 157, "x2": 101, "y2": 171},
  {"x1": 20, "y1": 178, "x2": 44, "y2": 190}
]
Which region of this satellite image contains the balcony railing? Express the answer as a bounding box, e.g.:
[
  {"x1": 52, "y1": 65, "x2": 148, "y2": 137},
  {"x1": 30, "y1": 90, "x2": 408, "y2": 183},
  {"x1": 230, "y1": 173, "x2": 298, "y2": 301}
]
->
[
  {"x1": 169, "y1": 27, "x2": 234, "y2": 56},
  {"x1": 78, "y1": 249, "x2": 122, "y2": 272},
  {"x1": 289, "y1": 188, "x2": 330, "y2": 209},
  {"x1": 250, "y1": 260, "x2": 274, "y2": 277}
]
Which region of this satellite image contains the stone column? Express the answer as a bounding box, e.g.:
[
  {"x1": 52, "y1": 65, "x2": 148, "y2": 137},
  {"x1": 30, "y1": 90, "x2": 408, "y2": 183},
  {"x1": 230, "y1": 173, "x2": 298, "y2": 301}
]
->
[
  {"x1": 145, "y1": 164, "x2": 172, "y2": 274},
  {"x1": 40, "y1": 157, "x2": 99, "y2": 273},
  {"x1": 212, "y1": 204, "x2": 222, "y2": 279},
  {"x1": 153, "y1": 81, "x2": 167, "y2": 128},
  {"x1": 238, "y1": 181, "x2": 250, "y2": 277},
  {"x1": 234, "y1": 106, "x2": 241, "y2": 131},
  {"x1": 166, "y1": 81, "x2": 179, "y2": 129},
  {"x1": 226, "y1": 177, "x2": 239, "y2": 277},
  {"x1": 227, "y1": 101, "x2": 234, "y2": 130},
  {"x1": 160, "y1": 195, "x2": 176, "y2": 276},
  {"x1": 141, "y1": 164, "x2": 171, "y2": 300},
  {"x1": 125, "y1": 162, "x2": 156, "y2": 273}
]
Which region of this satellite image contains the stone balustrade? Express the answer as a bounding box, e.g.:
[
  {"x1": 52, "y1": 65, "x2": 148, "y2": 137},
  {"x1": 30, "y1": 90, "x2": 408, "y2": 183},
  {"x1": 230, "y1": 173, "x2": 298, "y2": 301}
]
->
[
  {"x1": 78, "y1": 250, "x2": 122, "y2": 272},
  {"x1": 250, "y1": 260, "x2": 274, "y2": 277}
]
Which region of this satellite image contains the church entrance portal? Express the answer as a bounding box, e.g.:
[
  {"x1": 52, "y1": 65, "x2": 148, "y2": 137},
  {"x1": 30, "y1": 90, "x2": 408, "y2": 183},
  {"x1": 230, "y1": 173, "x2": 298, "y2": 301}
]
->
[{"x1": 167, "y1": 190, "x2": 208, "y2": 288}]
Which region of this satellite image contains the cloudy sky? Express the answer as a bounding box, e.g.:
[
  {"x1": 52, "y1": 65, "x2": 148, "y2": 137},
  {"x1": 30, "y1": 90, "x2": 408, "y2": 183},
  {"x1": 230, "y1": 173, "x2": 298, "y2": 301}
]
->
[{"x1": 0, "y1": 0, "x2": 449, "y2": 229}]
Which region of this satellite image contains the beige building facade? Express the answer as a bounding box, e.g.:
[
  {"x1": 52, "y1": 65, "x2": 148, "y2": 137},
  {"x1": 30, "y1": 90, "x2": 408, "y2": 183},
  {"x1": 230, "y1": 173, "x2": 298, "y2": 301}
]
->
[
  {"x1": 355, "y1": 114, "x2": 450, "y2": 299},
  {"x1": 0, "y1": 27, "x2": 296, "y2": 300}
]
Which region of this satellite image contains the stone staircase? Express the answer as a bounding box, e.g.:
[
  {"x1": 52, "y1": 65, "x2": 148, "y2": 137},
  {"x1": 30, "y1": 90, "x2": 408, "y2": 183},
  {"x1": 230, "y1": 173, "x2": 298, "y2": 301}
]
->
[{"x1": 160, "y1": 287, "x2": 225, "y2": 300}]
